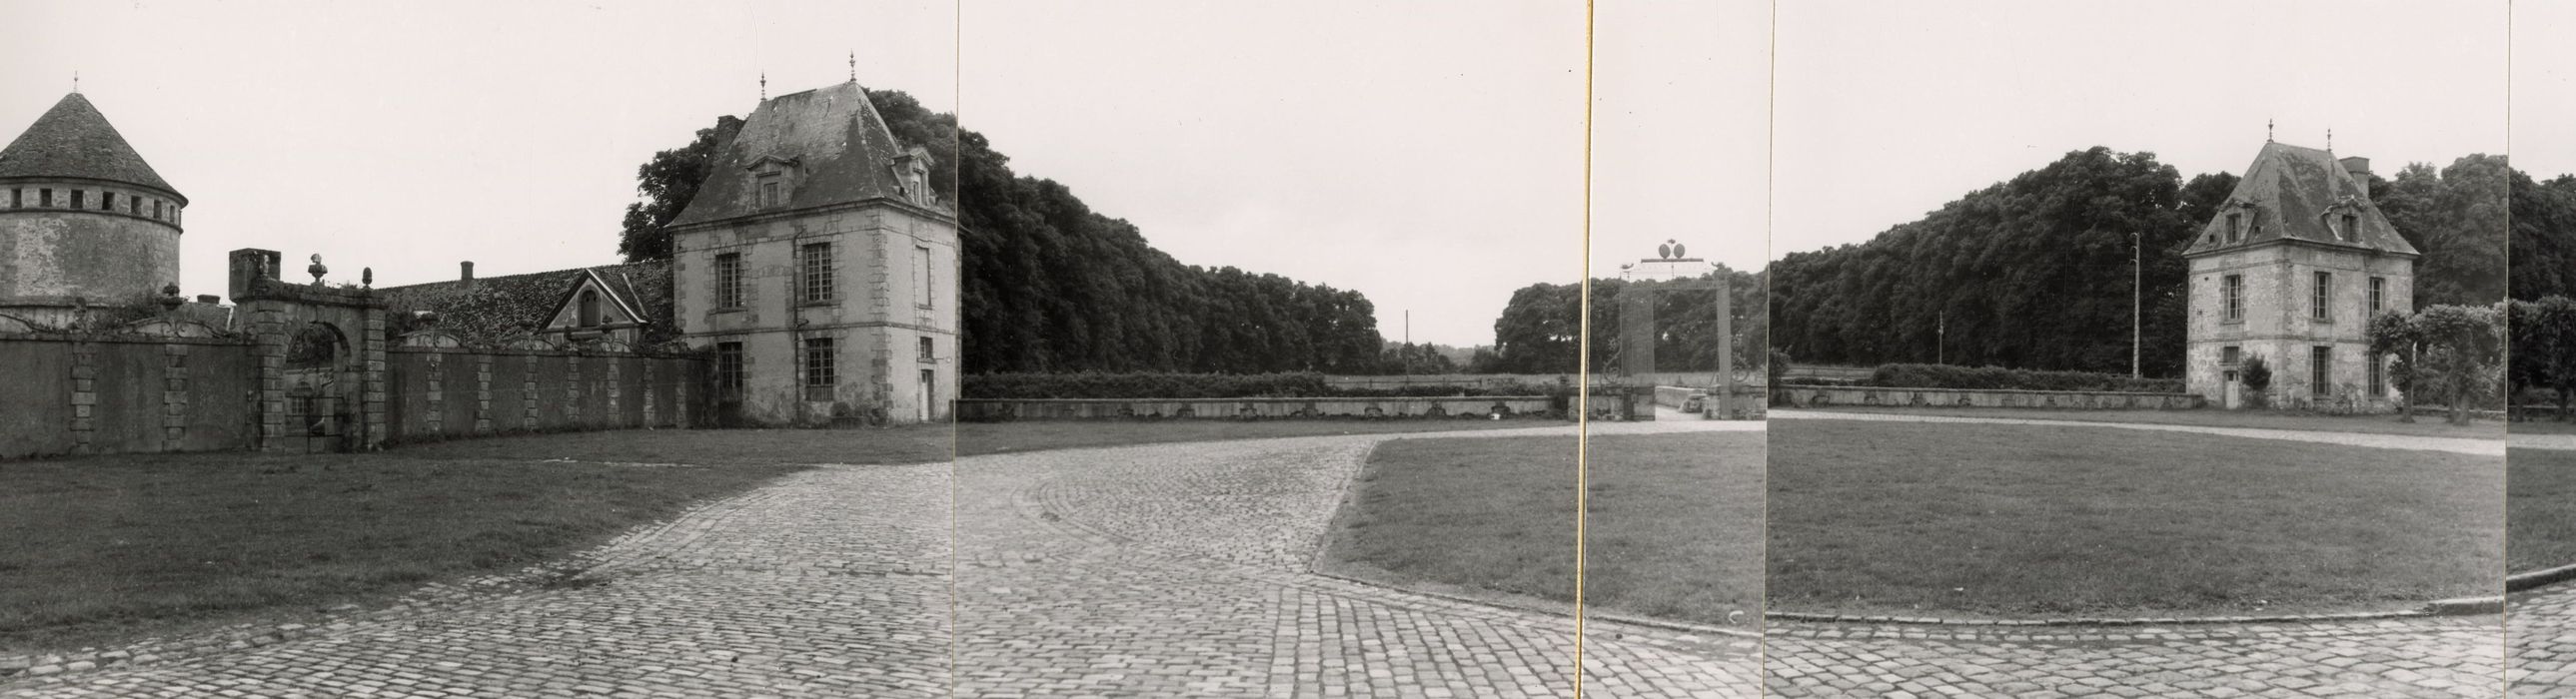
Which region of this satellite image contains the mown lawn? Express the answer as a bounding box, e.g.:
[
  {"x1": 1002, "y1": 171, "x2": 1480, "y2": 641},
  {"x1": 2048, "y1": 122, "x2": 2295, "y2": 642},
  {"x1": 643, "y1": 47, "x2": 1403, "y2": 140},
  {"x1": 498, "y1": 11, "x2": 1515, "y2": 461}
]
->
[
  {"x1": 2511, "y1": 447, "x2": 2576, "y2": 573},
  {"x1": 1805, "y1": 405, "x2": 2501, "y2": 440},
  {"x1": 1315, "y1": 432, "x2": 1765, "y2": 627},
  {"x1": 1769, "y1": 418, "x2": 2502, "y2": 619},
  {"x1": 0, "y1": 451, "x2": 807, "y2": 653}
]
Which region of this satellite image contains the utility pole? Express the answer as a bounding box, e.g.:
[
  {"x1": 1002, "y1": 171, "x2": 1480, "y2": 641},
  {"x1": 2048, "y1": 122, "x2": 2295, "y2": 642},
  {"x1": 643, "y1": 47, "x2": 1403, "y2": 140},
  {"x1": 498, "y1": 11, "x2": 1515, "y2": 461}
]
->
[
  {"x1": 1937, "y1": 309, "x2": 1945, "y2": 365},
  {"x1": 2132, "y1": 230, "x2": 2142, "y2": 378}
]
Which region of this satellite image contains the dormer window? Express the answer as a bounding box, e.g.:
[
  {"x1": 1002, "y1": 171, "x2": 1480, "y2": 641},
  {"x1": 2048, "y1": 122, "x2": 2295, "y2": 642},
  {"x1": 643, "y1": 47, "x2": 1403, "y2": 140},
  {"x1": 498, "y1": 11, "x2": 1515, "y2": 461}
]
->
[
  {"x1": 759, "y1": 176, "x2": 783, "y2": 208},
  {"x1": 745, "y1": 154, "x2": 801, "y2": 210},
  {"x1": 2340, "y1": 214, "x2": 2359, "y2": 242},
  {"x1": 2225, "y1": 212, "x2": 2244, "y2": 244}
]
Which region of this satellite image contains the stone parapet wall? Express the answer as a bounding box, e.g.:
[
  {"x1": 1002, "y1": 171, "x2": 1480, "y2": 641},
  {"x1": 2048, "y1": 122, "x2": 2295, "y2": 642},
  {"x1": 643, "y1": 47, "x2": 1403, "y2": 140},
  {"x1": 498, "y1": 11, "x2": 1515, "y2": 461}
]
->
[
  {"x1": 956, "y1": 396, "x2": 1560, "y2": 422},
  {"x1": 0, "y1": 334, "x2": 256, "y2": 459},
  {"x1": 385, "y1": 346, "x2": 704, "y2": 443},
  {"x1": 1773, "y1": 384, "x2": 2205, "y2": 410}
]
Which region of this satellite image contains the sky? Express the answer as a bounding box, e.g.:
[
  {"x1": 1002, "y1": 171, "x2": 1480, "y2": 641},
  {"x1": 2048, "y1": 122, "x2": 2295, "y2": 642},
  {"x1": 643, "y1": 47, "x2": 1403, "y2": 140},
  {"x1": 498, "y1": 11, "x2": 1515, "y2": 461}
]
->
[
  {"x1": 0, "y1": 0, "x2": 957, "y2": 327},
  {"x1": 2518, "y1": 0, "x2": 2576, "y2": 178},
  {"x1": 1772, "y1": 0, "x2": 2512, "y2": 259},
  {"x1": 1, "y1": 2, "x2": 2545, "y2": 349}
]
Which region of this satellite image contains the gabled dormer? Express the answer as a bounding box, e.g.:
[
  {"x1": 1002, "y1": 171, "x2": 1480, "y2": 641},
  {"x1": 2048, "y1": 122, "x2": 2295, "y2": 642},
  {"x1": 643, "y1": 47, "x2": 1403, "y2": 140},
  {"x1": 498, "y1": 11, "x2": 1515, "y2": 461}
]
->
[
  {"x1": 892, "y1": 145, "x2": 935, "y2": 208},
  {"x1": 745, "y1": 154, "x2": 803, "y2": 210},
  {"x1": 541, "y1": 268, "x2": 649, "y2": 343}
]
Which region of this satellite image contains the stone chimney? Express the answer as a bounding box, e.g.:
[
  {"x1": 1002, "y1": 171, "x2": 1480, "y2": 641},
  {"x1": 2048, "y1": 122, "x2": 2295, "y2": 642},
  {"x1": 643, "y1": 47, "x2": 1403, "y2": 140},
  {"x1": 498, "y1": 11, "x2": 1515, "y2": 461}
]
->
[
  {"x1": 460, "y1": 261, "x2": 476, "y2": 291},
  {"x1": 2339, "y1": 157, "x2": 2374, "y2": 201}
]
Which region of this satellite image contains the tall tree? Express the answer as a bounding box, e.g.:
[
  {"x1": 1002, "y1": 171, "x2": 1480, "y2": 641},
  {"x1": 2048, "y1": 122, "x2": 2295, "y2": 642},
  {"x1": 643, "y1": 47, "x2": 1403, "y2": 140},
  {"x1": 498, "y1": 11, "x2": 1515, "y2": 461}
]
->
[{"x1": 617, "y1": 115, "x2": 743, "y2": 263}]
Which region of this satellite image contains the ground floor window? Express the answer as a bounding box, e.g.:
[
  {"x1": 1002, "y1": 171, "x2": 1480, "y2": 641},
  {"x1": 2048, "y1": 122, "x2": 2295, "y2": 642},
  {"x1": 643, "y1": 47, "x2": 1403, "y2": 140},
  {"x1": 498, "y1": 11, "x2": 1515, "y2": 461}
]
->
[
  {"x1": 2310, "y1": 346, "x2": 2331, "y2": 396},
  {"x1": 802, "y1": 337, "x2": 835, "y2": 401},
  {"x1": 2368, "y1": 354, "x2": 2384, "y2": 396},
  {"x1": 715, "y1": 342, "x2": 744, "y2": 401}
]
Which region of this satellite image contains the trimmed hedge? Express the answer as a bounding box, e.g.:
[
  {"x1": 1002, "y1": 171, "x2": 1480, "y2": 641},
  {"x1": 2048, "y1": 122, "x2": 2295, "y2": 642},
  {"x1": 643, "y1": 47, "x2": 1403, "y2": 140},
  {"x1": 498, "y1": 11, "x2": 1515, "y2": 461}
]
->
[
  {"x1": 962, "y1": 372, "x2": 1572, "y2": 400},
  {"x1": 1862, "y1": 363, "x2": 2183, "y2": 393}
]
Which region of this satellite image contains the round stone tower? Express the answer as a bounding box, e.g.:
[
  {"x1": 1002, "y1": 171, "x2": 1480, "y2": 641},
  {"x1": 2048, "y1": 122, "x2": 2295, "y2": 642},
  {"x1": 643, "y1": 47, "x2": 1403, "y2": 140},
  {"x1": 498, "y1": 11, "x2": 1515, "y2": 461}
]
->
[{"x1": 0, "y1": 93, "x2": 188, "y2": 327}]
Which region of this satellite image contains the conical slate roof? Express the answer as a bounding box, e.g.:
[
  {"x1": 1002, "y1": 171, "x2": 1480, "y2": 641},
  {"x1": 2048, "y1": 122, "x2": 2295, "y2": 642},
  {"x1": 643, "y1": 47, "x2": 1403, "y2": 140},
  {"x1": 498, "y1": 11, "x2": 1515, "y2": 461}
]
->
[
  {"x1": 2181, "y1": 141, "x2": 2410, "y2": 257},
  {"x1": 0, "y1": 93, "x2": 184, "y2": 202},
  {"x1": 668, "y1": 81, "x2": 936, "y2": 227}
]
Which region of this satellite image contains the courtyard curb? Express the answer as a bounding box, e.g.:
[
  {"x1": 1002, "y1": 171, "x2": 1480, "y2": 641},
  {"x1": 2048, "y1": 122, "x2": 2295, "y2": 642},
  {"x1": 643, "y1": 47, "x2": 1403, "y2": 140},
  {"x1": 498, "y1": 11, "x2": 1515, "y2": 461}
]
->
[
  {"x1": 2508, "y1": 562, "x2": 2576, "y2": 593},
  {"x1": 1762, "y1": 602, "x2": 2495, "y2": 627}
]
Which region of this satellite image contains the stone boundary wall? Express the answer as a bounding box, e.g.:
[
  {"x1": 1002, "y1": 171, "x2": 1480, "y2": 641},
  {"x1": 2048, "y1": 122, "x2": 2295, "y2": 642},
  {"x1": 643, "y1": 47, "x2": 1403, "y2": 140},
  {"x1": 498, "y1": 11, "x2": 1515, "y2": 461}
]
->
[
  {"x1": 0, "y1": 334, "x2": 257, "y2": 459},
  {"x1": 1322, "y1": 371, "x2": 1755, "y2": 390},
  {"x1": 1773, "y1": 383, "x2": 2205, "y2": 410},
  {"x1": 956, "y1": 396, "x2": 1559, "y2": 422},
  {"x1": 384, "y1": 347, "x2": 705, "y2": 442}
]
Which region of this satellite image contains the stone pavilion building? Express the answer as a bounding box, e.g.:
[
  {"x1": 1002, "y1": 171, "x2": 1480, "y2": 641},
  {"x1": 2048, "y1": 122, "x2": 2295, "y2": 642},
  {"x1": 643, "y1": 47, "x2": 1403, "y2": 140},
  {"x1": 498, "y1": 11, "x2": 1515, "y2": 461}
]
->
[{"x1": 2183, "y1": 140, "x2": 2416, "y2": 409}]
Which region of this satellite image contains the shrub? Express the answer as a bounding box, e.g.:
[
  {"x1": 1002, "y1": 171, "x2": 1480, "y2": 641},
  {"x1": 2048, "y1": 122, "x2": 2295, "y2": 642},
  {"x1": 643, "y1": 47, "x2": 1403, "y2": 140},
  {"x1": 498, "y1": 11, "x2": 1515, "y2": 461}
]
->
[
  {"x1": 2240, "y1": 355, "x2": 2272, "y2": 408},
  {"x1": 1862, "y1": 363, "x2": 2183, "y2": 393}
]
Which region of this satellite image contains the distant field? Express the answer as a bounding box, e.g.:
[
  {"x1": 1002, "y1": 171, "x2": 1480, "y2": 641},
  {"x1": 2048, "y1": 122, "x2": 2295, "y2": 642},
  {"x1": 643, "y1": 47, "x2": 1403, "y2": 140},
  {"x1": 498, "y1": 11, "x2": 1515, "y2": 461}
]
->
[
  {"x1": 1769, "y1": 418, "x2": 2502, "y2": 619},
  {"x1": 1801, "y1": 405, "x2": 2501, "y2": 440}
]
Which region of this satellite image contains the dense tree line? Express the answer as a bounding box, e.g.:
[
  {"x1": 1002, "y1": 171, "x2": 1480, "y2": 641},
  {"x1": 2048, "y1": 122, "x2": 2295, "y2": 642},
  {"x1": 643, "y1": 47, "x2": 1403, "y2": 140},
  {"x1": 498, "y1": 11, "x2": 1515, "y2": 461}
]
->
[
  {"x1": 1486, "y1": 269, "x2": 1769, "y2": 375},
  {"x1": 2507, "y1": 172, "x2": 2576, "y2": 417},
  {"x1": 618, "y1": 90, "x2": 1387, "y2": 374},
  {"x1": 1766, "y1": 147, "x2": 2515, "y2": 376}
]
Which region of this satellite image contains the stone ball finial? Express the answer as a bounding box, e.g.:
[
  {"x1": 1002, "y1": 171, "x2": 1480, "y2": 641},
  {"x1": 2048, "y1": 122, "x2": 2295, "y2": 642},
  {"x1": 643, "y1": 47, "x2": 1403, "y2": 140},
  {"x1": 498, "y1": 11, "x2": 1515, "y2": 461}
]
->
[
  {"x1": 362, "y1": 267, "x2": 374, "y2": 289},
  {"x1": 158, "y1": 283, "x2": 183, "y2": 312}
]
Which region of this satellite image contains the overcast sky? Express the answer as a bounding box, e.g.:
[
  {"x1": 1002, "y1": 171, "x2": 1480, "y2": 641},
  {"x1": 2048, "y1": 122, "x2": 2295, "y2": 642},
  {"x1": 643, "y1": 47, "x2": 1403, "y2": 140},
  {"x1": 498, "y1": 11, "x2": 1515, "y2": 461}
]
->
[
  {"x1": 1, "y1": 2, "x2": 2549, "y2": 348},
  {"x1": 1773, "y1": 0, "x2": 2513, "y2": 259}
]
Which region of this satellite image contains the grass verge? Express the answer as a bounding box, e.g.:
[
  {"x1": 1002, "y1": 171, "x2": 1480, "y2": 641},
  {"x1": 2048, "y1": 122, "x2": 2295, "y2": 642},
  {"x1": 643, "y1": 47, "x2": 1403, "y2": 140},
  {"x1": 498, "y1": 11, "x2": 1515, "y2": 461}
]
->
[
  {"x1": 2511, "y1": 447, "x2": 2576, "y2": 573},
  {"x1": 1800, "y1": 405, "x2": 2501, "y2": 439},
  {"x1": 1316, "y1": 432, "x2": 1764, "y2": 628},
  {"x1": 1769, "y1": 418, "x2": 2501, "y2": 619}
]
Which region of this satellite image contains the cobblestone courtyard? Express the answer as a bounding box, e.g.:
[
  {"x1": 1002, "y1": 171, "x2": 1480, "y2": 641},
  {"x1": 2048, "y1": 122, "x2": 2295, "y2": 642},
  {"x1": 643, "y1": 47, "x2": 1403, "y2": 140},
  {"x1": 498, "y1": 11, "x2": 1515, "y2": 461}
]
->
[
  {"x1": 0, "y1": 425, "x2": 1760, "y2": 698},
  {"x1": 0, "y1": 417, "x2": 2531, "y2": 697}
]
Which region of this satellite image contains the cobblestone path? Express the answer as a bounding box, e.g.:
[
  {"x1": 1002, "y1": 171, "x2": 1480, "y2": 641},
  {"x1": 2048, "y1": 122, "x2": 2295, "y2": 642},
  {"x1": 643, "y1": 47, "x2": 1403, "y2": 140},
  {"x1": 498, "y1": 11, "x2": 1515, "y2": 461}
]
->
[
  {"x1": 2513, "y1": 583, "x2": 2576, "y2": 695},
  {"x1": 1767, "y1": 616, "x2": 2504, "y2": 697},
  {"x1": 1, "y1": 463, "x2": 959, "y2": 698},
  {"x1": 951, "y1": 431, "x2": 1763, "y2": 698}
]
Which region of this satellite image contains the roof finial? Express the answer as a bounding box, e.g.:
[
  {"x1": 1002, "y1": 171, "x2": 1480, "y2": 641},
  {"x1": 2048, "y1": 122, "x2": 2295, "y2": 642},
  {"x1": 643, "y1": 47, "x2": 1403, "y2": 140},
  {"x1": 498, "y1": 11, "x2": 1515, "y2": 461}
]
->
[
  {"x1": 71, "y1": 71, "x2": 78, "y2": 94},
  {"x1": 759, "y1": 72, "x2": 767, "y2": 100},
  {"x1": 2266, "y1": 118, "x2": 2273, "y2": 143},
  {"x1": 849, "y1": 52, "x2": 857, "y2": 83},
  {"x1": 2326, "y1": 128, "x2": 2333, "y2": 151}
]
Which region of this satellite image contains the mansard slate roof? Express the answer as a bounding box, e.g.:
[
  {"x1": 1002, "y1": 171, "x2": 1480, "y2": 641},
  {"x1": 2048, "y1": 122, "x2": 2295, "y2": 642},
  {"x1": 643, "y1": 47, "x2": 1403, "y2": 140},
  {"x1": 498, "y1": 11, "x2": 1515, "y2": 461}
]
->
[
  {"x1": 667, "y1": 81, "x2": 942, "y2": 227},
  {"x1": 2182, "y1": 141, "x2": 2414, "y2": 257},
  {"x1": 0, "y1": 93, "x2": 185, "y2": 201},
  {"x1": 376, "y1": 260, "x2": 674, "y2": 345}
]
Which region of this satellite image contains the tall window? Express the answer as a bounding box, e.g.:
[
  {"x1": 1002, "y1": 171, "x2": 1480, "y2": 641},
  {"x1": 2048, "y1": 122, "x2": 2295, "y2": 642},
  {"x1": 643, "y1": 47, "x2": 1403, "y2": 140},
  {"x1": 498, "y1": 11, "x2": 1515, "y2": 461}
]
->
[
  {"x1": 918, "y1": 336, "x2": 935, "y2": 361},
  {"x1": 2369, "y1": 277, "x2": 2385, "y2": 315},
  {"x1": 2311, "y1": 346, "x2": 2331, "y2": 394},
  {"x1": 713, "y1": 253, "x2": 743, "y2": 309},
  {"x1": 2368, "y1": 355, "x2": 2385, "y2": 396},
  {"x1": 100, "y1": 192, "x2": 115, "y2": 211},
  {"x1": 913, "y1": 246, "x2": 933, "y2": 308},
  {"x1": 2311, "y1": 272, "x2": 2331, "y2": 321},
  {"x1": 69, "y1": 190, "x2": 83, "y2": 209},
  {"x1": 2341, "y1": 214, "x2": 2360, "y2": 241},
  {"x1": 150, "y1": 199, "x2": 161, "y2": 219},
  {"x1": 802, "y1": 337, "x2": 836, "y2": 401},
  {"x1": 2226, "y1": 213, "x2": 2243, "y2": 243},
  {"x1": 39, "y1": 189, "x2": 51, "y2": 208},
  {"x1": 715, "y1": 342, "x2": 745, "y2": 401},
  {"x1": 800, "y1": 243, "x2": 834, "y2": 304},
  {"x1": 2223, "y1": 275, "x2": 2243, "y2": 322}
]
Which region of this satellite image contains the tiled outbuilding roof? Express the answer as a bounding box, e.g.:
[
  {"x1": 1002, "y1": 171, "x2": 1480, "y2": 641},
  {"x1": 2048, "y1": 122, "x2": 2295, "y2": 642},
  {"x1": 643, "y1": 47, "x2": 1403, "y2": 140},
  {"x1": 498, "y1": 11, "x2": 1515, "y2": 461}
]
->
[
  {"x1": 2182, "y1": 142, "x2": 2415, "y2": 257},
  {"x1": 376, "y1": 261, "x2": 674, "y2": 346},
  {"x1": 0, "y1": 93, "x2": 184, "y2": 201}
]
